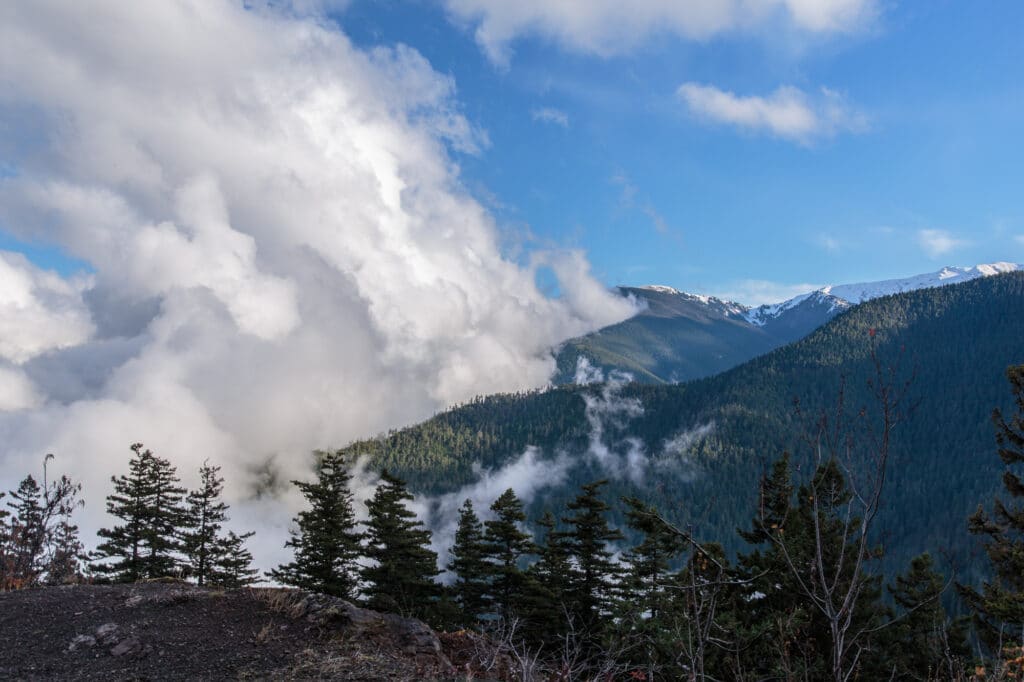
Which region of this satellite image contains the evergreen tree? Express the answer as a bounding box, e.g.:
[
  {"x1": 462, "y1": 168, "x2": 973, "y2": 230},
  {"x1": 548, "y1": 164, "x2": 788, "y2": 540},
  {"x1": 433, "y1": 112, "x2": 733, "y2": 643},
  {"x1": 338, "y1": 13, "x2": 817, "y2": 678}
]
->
[
  {"x1": 211, "y1": 530, "x2": 259, "y2": 588},
  {"x1": 0, "y1": 491, "x2": 9, "y2": 587},
  {"x1": 269, "y1": 450, "x2": 362, "y2": 598},
  {"x1": 4, "y1": 475, "x2": 45, "y2": 588},
  {"x1": 526, "y1": 510, "x2": 574, "y2": 642},
  {"x1": 46, "y1": 513, "x2": 86, "y2": 585},
  {"x1": 561, "y1": 480, "x2": 624, "y2": 635},
  {"x1": 618, "y1": 498, "x2": 687, "y2": 675},
  {"x1": 361, "y1": 470, "x2": 439, "y2": 621},
  {"x1": 182, "y1": 461, "x2": 230, "y2": 586},
  {"x1": 736, "y1": 456, "x2": 892, "y2": 680},
  {"x1": 961, "y1": 364, "x2": 1024, "y2": 654},
  {"x1": 887, "y1": 554, "x2": 969, "y2": 680},
  {"x1": 94, "y1": 443, "x2": 186, "y2": 581},
  {"x1": 447, "y1": 498, "x2": 489, "y2": 624},
  {"x1": 481, "y1": 488, "x2": 537, "y2": 619}
]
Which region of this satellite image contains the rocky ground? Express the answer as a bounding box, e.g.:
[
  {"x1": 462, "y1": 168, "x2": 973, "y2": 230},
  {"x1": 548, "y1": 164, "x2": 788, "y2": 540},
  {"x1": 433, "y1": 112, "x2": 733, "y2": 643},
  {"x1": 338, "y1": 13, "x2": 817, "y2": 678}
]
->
[{"x1": 0, "y1": 582, "x2": 477, "y2": 680}]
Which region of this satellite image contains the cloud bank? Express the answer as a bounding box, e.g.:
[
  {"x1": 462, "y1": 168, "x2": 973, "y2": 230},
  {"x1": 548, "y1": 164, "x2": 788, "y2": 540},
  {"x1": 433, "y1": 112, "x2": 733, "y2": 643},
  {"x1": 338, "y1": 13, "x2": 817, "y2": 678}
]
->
[
  {"x1": 678, "y1": 83, "x2": 867, "y2": 144},
  {"x1": 0, "y1": 1, "x2": 637, "y2": 569},
  {"x1": 444, "y1": 0, "x2": 878, "y2": 64}
]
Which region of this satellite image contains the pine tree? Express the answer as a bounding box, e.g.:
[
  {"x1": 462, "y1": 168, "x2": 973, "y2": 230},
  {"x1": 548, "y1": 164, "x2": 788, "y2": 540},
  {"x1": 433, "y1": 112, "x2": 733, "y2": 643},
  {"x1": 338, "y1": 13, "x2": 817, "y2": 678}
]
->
[
  {"x1": 447, "y1": 498, "x2": 489, "y2": 624},
  {"x1": 618, "y1": 497, "x2": 687, "y2": 674},
  {"x1": 210, "y1": 531, "x2": 259, "y2": 588},
  {"x1": 270, "y1": 450, "x2": 362, "y2": 599},
  {"x1": 94, "y1": 443, "x2": 186, "y2": 581},
  {"x1": 361, "y1": 470, "x2": 439, "y2": 621},
  {"x1": 887, "y1": 554, "x2": 969, "y2": 680},
  {"x1": 526, "y1": 510, "x2": 574, "y2": 642},
  {"x1": 181, "y1": 461, "x2": 230, "y2": 586},
  {"x1": 5, "y1": 475, "x2": 45, "y2": 588},
  {"x1": 961, "y1": 364, "x2": 1024, "y2": 653},
  {"x1": 561, "y1": 480, "x2": 624, "y2": 635},
  {"x1": 481, "y1": 488, "x2": 537, "y2": 619}
]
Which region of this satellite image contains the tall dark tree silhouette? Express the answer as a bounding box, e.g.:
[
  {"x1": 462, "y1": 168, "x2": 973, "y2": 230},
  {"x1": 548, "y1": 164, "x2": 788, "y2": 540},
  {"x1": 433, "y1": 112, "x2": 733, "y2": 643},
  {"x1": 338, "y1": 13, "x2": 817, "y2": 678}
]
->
[
  {"x1": 270, "y1": 450, "x2": 362, "y2": 598},
  {"x1": 961, "y1": 365, "x2": 1024, "y2": 659},
  {"x1": 361, "y1": 470, "x2": 439, "y2": 621},
  {"x1": 447, "y1": 498, "x2": 489, "y2": 624},
  {"x1": 93, "y1": 443, "x2": 185, "y2": 581}
]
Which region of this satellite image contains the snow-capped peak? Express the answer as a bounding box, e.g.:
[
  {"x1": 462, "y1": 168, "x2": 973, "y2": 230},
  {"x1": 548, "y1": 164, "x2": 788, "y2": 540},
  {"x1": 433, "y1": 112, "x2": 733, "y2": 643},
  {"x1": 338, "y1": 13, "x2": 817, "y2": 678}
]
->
[{"x1": 746, "y1": 262, "x2": 1021, "y2": 326}]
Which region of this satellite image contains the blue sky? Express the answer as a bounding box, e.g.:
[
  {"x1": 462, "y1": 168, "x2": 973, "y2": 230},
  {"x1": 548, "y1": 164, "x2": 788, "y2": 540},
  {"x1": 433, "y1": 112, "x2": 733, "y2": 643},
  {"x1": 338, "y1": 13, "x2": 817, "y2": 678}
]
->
[
  {"x1": 3, "y1": 2, "x2": 1022, "y2": 304},
  {"x1": 333, "y1": 0, "x2": 1024, "y2": 303}
]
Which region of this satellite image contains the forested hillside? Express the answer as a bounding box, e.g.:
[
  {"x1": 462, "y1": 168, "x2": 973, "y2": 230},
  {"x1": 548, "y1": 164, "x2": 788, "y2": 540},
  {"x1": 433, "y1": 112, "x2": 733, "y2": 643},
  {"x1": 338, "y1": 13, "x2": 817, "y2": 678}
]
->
[{"x1": 344, "y1": 272, "x2": 1024, "y2": 581}]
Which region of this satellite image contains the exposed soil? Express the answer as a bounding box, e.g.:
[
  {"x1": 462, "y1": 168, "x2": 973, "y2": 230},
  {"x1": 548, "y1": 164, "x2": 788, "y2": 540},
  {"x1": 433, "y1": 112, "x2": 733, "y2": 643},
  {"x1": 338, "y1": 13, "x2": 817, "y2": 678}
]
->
[{"x1": 0, "y1": 582, "x2": 459, "y2": 680}]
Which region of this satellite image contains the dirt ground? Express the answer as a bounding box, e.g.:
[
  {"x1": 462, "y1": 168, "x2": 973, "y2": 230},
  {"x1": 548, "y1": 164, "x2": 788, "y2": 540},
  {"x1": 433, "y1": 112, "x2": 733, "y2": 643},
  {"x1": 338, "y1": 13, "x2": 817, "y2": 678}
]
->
[{"x1": 0, "y1": 582, "x2": 458, "y2": 681}]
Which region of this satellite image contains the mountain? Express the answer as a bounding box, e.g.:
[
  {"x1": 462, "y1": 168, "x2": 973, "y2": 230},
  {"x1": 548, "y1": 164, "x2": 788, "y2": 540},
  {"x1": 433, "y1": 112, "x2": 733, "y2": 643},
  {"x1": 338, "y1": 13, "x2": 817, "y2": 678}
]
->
[
  {"x1": 554, "y1": 262, "x2": 1021, "y2": 385},
  {"x1": 345, "y1": 271, "x2": 1024, "y2": 581}
]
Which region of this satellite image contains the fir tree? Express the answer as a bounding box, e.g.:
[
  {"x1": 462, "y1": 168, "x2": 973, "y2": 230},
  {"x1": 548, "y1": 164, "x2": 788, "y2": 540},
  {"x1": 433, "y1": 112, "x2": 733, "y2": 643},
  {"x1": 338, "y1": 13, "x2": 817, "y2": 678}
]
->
[
  {"x1": 447, "y1": 498, "x2": 489, "y2": 624},
  {"x1": 888, "y1": 553, "x2": 969, "y2": 680},
  {"x1": 5, "y1": 475, "x2": 45, "y2": 588},
  {"x1": 961, "y1": 364, "x2": 1024, "y2": 652},
  {"x1": 181, "y1": 461, "x2": 230, "y2": 586},
  {"x1": 361, "y1": 470, "x2": 439, "y2": 621},
  {"x1": 211, "y1": 530, "x2": 259, "y2": 588},
  {"x1": 561, "y1": 480, "x2": 624, "y2": 634},
  {"x1": 269, "y1": 451, "x2": 362, "y2": 599},
  {"x1": 94, "y1": 443, "x2": 186, "y2": 581},
  {"x1": 481, "y1": 488, "x2": 537, "y2": 619},
  {"x1": 526, "y1": 510, "x2": 574, "y2": 642}
]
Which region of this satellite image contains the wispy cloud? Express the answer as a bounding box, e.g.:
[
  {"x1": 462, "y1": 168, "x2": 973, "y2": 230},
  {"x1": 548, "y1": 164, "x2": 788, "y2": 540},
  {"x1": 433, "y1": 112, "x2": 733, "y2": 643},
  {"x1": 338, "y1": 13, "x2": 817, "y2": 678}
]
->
[
  {"x1": 677, "y1": 83, "x2": 867, "y2": 144},
  {"x1": 443, "y1": 0, "x2": 878, "y2": 65},
  {"x1": 917, "y1": 229, "x2": 968, "y2": 258},
  {"x1": 531, "y1": 107, "x2": 569, "y2": 127},
  {"x1": 816, "y1": 233, "x2": 842, "y2": 253}
]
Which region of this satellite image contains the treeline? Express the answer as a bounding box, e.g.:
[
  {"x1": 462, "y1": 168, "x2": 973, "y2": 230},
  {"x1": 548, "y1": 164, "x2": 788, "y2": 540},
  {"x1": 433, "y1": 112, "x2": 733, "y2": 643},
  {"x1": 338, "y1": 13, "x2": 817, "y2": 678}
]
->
[
  {"x1": 271, "y1": 363, "x2": 1024, "y2": 680},
  {"x1": 0, "y1": 443, "x2": 258, "y2": 590},
  {"x1": 340, "y1": 272, "x2": 1024, "y2": 585}
]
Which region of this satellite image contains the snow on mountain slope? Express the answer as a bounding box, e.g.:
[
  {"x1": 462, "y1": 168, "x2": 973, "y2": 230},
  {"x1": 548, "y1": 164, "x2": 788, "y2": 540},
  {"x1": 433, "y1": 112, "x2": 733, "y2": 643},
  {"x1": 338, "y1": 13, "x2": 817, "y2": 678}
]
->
[{"x1": 744, "y1": 262, "x2": 1020, "y2": 326}]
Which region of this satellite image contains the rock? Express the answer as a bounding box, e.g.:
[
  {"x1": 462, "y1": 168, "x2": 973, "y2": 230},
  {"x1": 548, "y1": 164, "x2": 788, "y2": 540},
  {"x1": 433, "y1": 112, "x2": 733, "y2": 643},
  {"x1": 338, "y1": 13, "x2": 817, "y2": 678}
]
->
[
  {"x1": 95, "y1": 623, "x2": 120, "y2": 645},
  {"x1": 110, "y1": 637, "x2": 141, "y2": 657},
  {"x1": 67, "y1": 634, "x2": 96, "y2": 652}
]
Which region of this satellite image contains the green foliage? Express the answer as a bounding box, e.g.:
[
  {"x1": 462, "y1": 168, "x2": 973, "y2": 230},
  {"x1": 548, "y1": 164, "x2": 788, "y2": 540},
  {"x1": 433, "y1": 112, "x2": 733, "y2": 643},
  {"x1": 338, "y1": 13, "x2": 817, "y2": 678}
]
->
[
  {"x1": 210, "y1": 530, "x2": 259, "y2": 588},
  {"x1": 270, "y1": 450, "x2": 362, "y2": 599},
  {"x1": 447, "y1": 499, "x2": 489, "y2": 625},
  {"x1": 340, "y1": 272, "x2": 1024, "y2": 585},
  {"x1": 181, "y1": 460, "x2": 257, "y2": 587},
  {"x1": 361, "y1": 470, "x2": 440, "y2": 622},
  {"x1": 561, "y1": 480, "x2": 624, "y2": 635},
  {"x1": 961, "y1": 365, "x2": 1024, "y2": 652},
  {"x1": 888, "y1": 553, "x2": 970, "y2": 680},
  {"x1": 93, "y1": 443, "x2": 186, "y2": 581},
  {"x1": 481, "y1": 488, "x2": 537, "y2": 620}
]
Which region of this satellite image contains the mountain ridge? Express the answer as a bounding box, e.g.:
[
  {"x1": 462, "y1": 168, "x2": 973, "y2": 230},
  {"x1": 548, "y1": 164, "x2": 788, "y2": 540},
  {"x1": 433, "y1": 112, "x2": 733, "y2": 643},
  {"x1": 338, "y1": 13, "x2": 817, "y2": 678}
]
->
[{"x1": 555, "y1": 262, "x2": 1021, "y2": 384}]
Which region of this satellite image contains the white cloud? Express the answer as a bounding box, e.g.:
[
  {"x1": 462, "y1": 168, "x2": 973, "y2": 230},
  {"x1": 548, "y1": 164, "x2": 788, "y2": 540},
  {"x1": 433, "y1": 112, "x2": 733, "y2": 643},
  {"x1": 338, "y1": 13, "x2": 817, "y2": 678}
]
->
[
  {"x1": 443, "y1": 0, "x2": 878, "y2": 64},
  {"x1": 0, "y1": 251, "x2": 94, "y2": 364},
  {"x1": 678, "y1": 83, "x2": 867, "y2": 144},
  {"x1": 531, "y1": 107, "x2": 569, "y2": 127},
  {"x1": 917, "y1": 229, "x2": 967, "y2": 258},
  {"x1": 712, "y1": 279, "x2": 823, "y2": 306},
  {"x1": 0, "y1": 1, "x2": 638, "y2": 571},
  {"x1": 0, "y1": 365, "x2": 42, "y2": 411}
]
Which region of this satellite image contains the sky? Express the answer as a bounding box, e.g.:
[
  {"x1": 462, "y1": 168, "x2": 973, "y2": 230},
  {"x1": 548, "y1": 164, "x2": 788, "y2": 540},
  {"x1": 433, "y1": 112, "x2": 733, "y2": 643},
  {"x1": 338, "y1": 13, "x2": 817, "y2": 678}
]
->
[
  {"x1": 337, "y1": 0, "x2": 1024, "y2": 303},
  {"x1": 0, "y1": 0, "x2": 1022, "y2": 568}
]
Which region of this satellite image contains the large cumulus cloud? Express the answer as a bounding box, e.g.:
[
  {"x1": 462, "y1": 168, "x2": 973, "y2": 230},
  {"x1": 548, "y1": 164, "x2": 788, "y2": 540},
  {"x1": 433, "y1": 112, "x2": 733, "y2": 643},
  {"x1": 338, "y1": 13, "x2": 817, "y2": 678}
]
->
[{"x1": 0, "y1": 1, "x2": 637, "y2": 569}]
